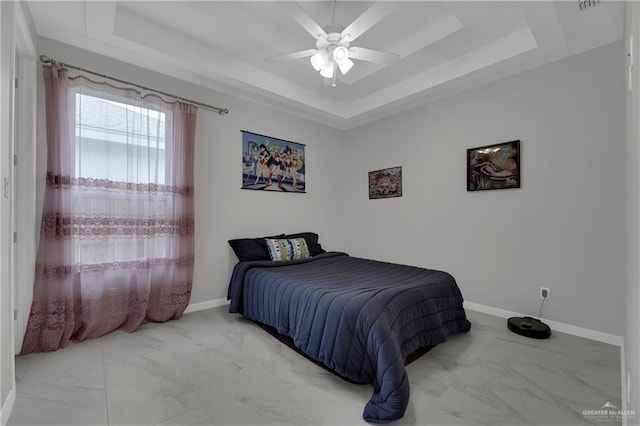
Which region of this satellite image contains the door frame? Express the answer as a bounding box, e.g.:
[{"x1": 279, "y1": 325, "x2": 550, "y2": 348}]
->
[{"x1": 12, "y1": 3, "x2": 37, "y2": 355}]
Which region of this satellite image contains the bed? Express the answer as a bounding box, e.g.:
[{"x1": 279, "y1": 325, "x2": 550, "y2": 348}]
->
[{"x1": 227, "y1": 234, "x2": 471, "y2": 423}]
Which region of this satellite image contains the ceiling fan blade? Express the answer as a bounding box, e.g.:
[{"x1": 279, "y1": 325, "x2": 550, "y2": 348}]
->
[
  {"x1": 266, "y1": 49, "x2": 318, "y2": 64},
  {"x1": 349, "y1": 47, "x2": 401, "y2": 66},
  {"x1": 340, "y1": 2, "x2": 398, "y2": 44},
  {"x1": 277, "y1": 1, "x2": 328, "y2": 40}
]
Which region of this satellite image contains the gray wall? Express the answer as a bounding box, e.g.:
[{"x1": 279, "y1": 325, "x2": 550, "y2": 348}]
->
[
  {"x1": 342, "y1": 41, "x2": 626, "y2": 336},
  {"x1": 625, "y1": 1, "x2": 640, "y2": 417}
]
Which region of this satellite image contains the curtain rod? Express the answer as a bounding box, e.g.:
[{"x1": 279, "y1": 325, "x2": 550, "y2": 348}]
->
[{"x1": 39, "y1": 55, "x2": 229, "y2": 116}]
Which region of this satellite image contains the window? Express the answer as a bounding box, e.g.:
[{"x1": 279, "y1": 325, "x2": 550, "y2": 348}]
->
[
  {"x1": 23, "y1": 65, "x2": 197, "y2": 353},
  {"x1": 73, "y1": 90, "x2": 173, "y2": 266}
]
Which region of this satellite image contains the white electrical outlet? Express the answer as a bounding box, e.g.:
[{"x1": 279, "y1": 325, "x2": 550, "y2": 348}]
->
[{"x1": 540, "y1": 287, "x2": 550, "y2": 300}]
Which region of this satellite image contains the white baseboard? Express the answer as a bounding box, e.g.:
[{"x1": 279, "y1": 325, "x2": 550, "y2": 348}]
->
[
  {"x1": 621, "y1": 344, "x2": 628, "y2": 426},
  {"x1": 184, "y1": 297, "x2": 230, "y2": 314},
  {"x1": 464, "y1": 301, "x2": 624, "y2": 347},
  {"x1": 1, "y1": 388, "x2": 15, "y2": 426}
]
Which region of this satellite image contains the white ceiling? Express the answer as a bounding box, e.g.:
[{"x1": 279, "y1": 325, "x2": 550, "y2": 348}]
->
[{"x1": 26, "y1": 1, "x2": 624, "y2": 130}]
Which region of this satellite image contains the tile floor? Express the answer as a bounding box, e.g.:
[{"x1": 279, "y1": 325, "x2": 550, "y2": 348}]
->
[{"x1": 8, "y1": 307, "x2": 621, "y2": 426}]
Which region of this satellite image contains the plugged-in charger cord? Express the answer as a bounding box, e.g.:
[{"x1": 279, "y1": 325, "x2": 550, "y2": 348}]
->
[{"x1": 538, "y1": 296, "x2": 547, "y2": 320}]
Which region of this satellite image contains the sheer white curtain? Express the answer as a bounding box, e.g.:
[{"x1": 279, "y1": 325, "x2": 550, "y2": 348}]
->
[{"x1": 22, "y1": 66, "x2": 197, "y2": 353}]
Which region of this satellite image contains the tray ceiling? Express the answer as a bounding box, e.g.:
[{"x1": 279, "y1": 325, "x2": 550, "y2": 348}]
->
[{"x1": 26, "y1": 1, "x2": 624, "y2": 130}]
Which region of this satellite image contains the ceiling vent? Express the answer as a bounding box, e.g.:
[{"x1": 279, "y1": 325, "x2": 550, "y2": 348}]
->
[{"x1": 578, "y1": 0, "x2": 601, "y2": 11}]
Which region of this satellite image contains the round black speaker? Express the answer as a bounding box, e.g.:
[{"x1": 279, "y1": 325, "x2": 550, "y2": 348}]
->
[{"x1": 507, "y1": 316, "x2": 551, "y2": 339}]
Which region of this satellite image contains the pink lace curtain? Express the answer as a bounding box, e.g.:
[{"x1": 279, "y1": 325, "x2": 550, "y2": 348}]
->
[{"x1": 21, "y1": 65, "x2": 197, "y2": 354}]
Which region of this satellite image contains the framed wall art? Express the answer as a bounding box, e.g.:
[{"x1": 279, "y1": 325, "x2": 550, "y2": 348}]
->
[
  {"x1": 369, "y1": 166, "x2": 402, "y2": 199},
  {"x1": 241, "y1": 130, "x2": 306, "y2": 193},
  {"x1": 467, "y1": 140, "x2": 520, "y2": 191}
]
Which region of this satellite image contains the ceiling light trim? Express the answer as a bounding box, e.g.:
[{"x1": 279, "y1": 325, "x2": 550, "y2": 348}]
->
[
  {"x1": 346, "y1": 27, "x2": 539, "y2": 119},
  {"x1": 26, "y1": 0, "x2": 624, "y2": 131},
  {"x1": 108, "y1": 7, "x2": 348, "y2": 114},
  {"x1": 341, "y1": 13, "x2": 464, "y2": 86}
]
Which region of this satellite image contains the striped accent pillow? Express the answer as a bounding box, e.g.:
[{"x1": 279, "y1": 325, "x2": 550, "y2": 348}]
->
[{"x1": 265, "y1": 238, "x2": 310, "y2": 261}]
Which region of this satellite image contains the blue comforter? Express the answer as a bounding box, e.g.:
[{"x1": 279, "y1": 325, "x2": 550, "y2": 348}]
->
[{"x1": 227, "y1": 252, "x2": 471, "y2": 422}]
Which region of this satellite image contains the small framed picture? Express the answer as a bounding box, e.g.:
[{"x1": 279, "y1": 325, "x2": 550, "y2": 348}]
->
[
  {"x1": 467, "y1": 140, "x2": 520, "y2": 191},
  {"x1": 369, "y1": 166, "x2": 402, "y2": 199}
]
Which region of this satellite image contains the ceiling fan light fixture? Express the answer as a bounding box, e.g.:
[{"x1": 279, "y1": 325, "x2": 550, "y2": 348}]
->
[
  {"x1": 332, "y1": 45, "x2": 349, "y2": 64},
  {"x1": 270, "y1": 0, "x2": 401, "y2": 86},
  {"x1": 320, "y1": 61, "x2": 335, "y2": 78},
  {"x1": 338, "y1": 58, "x2": 354, "y2": 75},
  {"x1": 310, "y1": 51, "x2": 325, "y2": 71}
]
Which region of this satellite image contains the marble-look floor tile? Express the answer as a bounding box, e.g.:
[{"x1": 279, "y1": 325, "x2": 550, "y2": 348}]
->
[
  {"x1": 17, "y1": 337, "x2": 104, "y2": 390},
  {"x1": 142, "y1": 316, "x2": 226, "y2": 349},
  {"x1": 431, "y1": 370, "x2": 593, "y2": 426},
  {"x1": 154, "y1": 405, "x2": 213, "y2": 426},
  {"x1": 465, "y1": 310, "x2": 509, "y2": 330},
  {"x1": 234, "y1": 329, "x2": 372, "y2": 424},
  {"x1": 272, "y1": 368, "x2": 371, "y2": 425},
  {"x1": 476, "y1": 338, "x2": 621, "y2": 420},
  {"x1": 202, "y1": 377, "x2": 318, "y2": 425},
  {"x1": 501, "y1": 327, "x2": 622, "y2": 366},
  {"x1": 180, "y1": 344, "x2": 264, "y2": 405},
  {"x1": 104, "y1": 349, "x2": 201, "y2": 426},
  {"x1": 8, "y1": 368, "x2": 107, "y2": 426},
  {"x1": 244, "y1": 333, "x2": 335, "y2": 384},
  {"x1": 425, "y1": 336, "x2": 620, "y2": 426},
  {"x1": 432, "y1": 385, "x2": 538, "y2": 426},
  {"x1": 394, "y1": 389, "x2": 467, "y2": 426},
  {"x1": 481, "y1": 337, "x2": 620, "y2": 396},
  {"x1": 13, "y1": 356, "x2": 29, "y2": 386},
  {"x1": 170, "y1": 338, "x2": 240, "y2": 373},
  {"x1": 7, "y1": 306, "x2": 621, "y2": 426},
  {"x1": 426, "y1": 323, "x2": 498, "y2": 366},
  {"x1": 101, "y1": 327, "x2": 168, "y2": 365},
  {"x1": 406, "y1": 355, "x2": 470, "y2": 399}
]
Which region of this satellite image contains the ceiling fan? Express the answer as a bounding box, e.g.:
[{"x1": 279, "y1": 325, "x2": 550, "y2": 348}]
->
[{"x1": 266, "y1": 0, "x2": 401, "y2": 86}]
